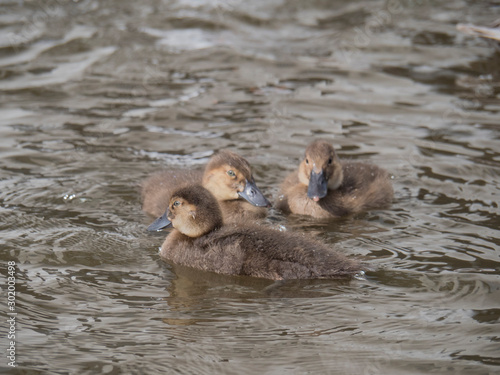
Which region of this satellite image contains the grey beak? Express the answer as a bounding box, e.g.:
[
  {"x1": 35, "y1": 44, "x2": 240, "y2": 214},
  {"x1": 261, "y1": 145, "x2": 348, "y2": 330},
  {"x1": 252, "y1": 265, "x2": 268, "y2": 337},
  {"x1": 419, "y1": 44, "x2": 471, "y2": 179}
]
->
[
  {"x1": 307, "y1": 170, "x2": 328, "y2": 200},
  {"x1": 147, "y1": 211, "x2": 172, "y2": 231},
  {"x1": 238, "y1": 179, "x2": 271, "y2": 207}
]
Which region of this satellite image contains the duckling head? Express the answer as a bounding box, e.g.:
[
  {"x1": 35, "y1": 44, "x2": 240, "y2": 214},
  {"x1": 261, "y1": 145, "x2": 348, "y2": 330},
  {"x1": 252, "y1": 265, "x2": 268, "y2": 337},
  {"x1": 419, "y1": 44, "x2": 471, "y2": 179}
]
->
[
  {"x1": 148, "y1": 185, "x2": 223, "y2": 237},
  {"x1": 202, "y1": 150, "x2": 270, "y2": 207},
  {"x1": 298, "y1": 140, "x2": 344, "y2": 201}
]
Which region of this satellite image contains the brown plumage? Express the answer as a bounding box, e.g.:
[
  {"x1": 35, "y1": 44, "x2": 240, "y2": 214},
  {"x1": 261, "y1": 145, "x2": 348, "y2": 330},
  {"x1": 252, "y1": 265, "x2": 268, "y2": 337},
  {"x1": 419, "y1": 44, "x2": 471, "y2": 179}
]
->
[
  {"x1": 152, "y1": 185, "x2": 361, "y2": 280},
  {"x1": 141, "y1": 150, "x2": 269, "y2": 223},
  {"x1": 142, "y1": 169, "x2": 203, "y2": 218},
  {"x1": 277, "y1": 140, "x2": 393, "y2": 218}
]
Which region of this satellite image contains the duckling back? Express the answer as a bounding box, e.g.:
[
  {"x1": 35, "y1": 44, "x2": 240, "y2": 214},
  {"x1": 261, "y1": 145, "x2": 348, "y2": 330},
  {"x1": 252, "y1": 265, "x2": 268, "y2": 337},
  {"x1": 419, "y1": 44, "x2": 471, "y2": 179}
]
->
[
  {"x1": 231, "y1": 226, "x2": 360, "y2": 279},
  {"x1": 339, "y1": 162, "x2": 393, "y2": 212},
  {"x1": 161, "y1": 224, "x2": 360, "y2": 280}
]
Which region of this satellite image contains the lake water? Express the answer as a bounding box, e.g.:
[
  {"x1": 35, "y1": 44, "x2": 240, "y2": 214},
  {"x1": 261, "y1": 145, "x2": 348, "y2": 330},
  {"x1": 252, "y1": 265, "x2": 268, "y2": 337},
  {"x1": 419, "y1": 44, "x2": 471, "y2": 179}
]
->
[{"x1": 0, "y1": 0, "x2": 499, "y2": 374}]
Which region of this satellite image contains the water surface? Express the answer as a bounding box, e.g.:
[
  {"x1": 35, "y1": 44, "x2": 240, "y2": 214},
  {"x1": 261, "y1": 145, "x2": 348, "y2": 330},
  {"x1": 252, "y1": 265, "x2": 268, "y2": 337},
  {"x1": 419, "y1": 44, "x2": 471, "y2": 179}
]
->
[{"x1": 0, "y1": 0, "x2": 499, "y2": 374}]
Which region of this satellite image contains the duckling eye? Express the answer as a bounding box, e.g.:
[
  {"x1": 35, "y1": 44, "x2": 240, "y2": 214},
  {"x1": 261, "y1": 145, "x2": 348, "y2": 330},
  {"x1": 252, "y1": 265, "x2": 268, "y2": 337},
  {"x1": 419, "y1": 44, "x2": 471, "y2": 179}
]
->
[
  {"x1": 305, "y1": 158, "x2": 309, "y2": 165},
  {"x1": 227, "y1": 170, "x2": 236, "y2": 178},
  {"x1": 172, "y1": 201, "x2": 181, "y2": 208},
  {"x1": 328, "y1": 158, "x2": 333, "y2": 165}
]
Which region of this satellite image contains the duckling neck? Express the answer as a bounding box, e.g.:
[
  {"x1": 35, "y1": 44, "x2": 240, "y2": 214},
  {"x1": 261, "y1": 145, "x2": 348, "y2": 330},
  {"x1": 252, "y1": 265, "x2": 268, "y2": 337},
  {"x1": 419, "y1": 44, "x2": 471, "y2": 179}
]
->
[
  {"x1": 183, "y1": 219, "x2": 222, "y2": 238},
  {"x1": 161, "y1": 229, "x2": 191, "y2": 250},
  {"x1": 328, "y1": 167, "x2": 344, "y2": 190},
  {"x1": 201, "y1": 177, "x2": 228, "y2": 202}
]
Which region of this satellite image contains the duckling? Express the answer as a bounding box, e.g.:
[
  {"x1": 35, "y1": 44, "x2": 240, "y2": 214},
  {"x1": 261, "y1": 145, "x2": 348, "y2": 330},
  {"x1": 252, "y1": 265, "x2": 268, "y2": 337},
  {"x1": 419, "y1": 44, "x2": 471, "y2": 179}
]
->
[
  {"x1": 148, "y1": 185, "x2": 361, "y2": 280},
  {"x1": 277, "y1": 140, "x2": 393, "y2": 219},
  {"x1": 141, "y1": 150, "x2": 270, "y2": 223}
]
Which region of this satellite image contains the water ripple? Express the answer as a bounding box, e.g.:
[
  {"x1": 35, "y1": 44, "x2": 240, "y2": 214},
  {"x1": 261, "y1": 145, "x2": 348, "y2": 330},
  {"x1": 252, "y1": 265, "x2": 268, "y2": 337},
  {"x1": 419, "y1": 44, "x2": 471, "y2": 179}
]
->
[{"x1": 0, "y1": 0, "x2": 499, "y2": 374}]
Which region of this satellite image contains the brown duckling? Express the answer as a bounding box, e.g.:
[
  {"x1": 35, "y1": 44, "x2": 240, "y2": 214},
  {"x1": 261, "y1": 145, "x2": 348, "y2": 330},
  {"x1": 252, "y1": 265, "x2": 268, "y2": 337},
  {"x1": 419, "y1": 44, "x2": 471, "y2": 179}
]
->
[
  {"x1": 148, "y1": 185, "x2": 361, "y2": 280},
  {"x1": 277, "y1": 140, "x2": 393, "y2": 219},
  {"x1": 141, "y1": 150, "x2": 270, "y2": 223}
]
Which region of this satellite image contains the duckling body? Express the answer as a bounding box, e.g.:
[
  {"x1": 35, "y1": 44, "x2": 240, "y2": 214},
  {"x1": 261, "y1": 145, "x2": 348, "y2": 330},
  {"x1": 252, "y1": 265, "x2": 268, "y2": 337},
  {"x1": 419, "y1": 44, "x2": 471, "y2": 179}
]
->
[
  {"x1": 277, "y1": 140, "x2": 393, "y2": 219},
  {"x1": 148, "y1": 185, "x2": 360, "y2": 280},
  {"x1": 278, "y1": 161, "x2": 393, "y2": 218},
  {"x1": 141, "y1": 150, "x2": 269, "y2": 222},
  {"x1": 161, "y1": 225, "x2": 360, "y2": 280}
]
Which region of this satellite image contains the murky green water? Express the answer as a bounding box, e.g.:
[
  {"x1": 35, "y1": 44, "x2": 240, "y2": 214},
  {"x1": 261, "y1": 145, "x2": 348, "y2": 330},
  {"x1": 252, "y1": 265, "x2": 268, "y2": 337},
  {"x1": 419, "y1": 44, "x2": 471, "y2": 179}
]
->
[{"x1": 0, "y1": 0, "x2": 499, "y2": 374}]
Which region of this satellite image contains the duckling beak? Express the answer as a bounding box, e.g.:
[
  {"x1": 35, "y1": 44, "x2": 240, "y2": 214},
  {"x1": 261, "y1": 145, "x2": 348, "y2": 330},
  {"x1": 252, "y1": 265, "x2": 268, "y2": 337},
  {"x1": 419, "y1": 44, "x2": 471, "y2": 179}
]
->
[
  {"x1": 238, "y1": 179, "x2": 271, "y2": 207},
  {"x1": 147, "y1": 211, "x2": 173, "y2": 231},
  {"x1": 307, "y1": 170, "x2": 328, "y2": 201}
]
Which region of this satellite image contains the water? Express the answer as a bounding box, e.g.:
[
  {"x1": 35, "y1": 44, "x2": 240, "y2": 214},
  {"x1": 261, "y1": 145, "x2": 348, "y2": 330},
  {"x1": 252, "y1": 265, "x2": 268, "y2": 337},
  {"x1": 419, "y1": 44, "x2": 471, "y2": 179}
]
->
[{"x1": 0, "y1": 0, "x2": 499, "y2": 373}]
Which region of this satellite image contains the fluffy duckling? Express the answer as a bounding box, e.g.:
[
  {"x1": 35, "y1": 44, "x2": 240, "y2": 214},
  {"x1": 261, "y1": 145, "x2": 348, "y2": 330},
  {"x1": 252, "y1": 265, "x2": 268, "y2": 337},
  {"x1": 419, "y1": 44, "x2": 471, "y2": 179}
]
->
[
  {"x1": 142, "y1": 150, "x2": 270, "y2": 223},
  {"x1": 277, "y1": 140, "x2": 393, "y2": 218},
  {"x1": 148, "y1": 185, "x2": 361, "y2": 280}
]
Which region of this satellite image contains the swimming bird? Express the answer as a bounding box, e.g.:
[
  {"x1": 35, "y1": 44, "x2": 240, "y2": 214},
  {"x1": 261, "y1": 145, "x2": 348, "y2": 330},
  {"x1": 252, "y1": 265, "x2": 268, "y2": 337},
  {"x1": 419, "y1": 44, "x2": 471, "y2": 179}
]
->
[
  {"x1": 142, "y1": 150, "x2": 270, "y2": 223},
  {"x1": 148, "y1": 185, "x2": 361, "y2": 280},
  {"x1": 276, "y1": 140, "x2": 393, "y2": 218}
]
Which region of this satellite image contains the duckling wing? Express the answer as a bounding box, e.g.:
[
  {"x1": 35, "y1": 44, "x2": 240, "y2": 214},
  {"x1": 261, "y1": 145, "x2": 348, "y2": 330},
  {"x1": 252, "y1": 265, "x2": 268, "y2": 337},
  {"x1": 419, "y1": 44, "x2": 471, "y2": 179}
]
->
[
  {"x1": 161, "y1": 232, "x2": 246, "y2": 276},
  {"x1": 142, "y1": 169, "x2": 204, "y2": 217},
  {"x1": 188, "y1": 232, "x2": 247, "y2": 275},
  {"x1": 258, "y1": 230, "x2": 360, "y2": 279},
  {"x1": 335, "y1": 162, "x2": 393, "y2": 213},
  {"x1": 209, "y1": 226, "x2": 360, "y2": 280}
]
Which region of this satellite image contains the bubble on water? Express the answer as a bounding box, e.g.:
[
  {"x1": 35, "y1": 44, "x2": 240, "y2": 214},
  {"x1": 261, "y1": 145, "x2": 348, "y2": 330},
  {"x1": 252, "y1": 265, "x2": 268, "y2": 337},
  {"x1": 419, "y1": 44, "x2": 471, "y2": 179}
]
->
[
  {"x1": 63, "y1": 194, "x2": 76, "y2": 201},
  {"x1": 354, "y1": 270, "x2": 366, "y2": 281}
]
